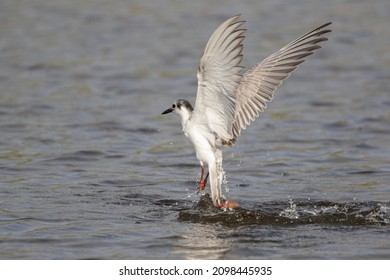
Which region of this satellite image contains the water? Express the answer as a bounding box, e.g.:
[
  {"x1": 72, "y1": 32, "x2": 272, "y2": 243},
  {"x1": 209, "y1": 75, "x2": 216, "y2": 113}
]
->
[{"x1": 0, "y1": 0, "x2": 389, "y2": 259}]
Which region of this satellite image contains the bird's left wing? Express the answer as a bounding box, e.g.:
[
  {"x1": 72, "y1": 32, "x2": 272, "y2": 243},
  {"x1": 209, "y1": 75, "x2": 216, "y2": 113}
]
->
[
  {"x1": 231, "y1": 22, "x2": 332, "y2": 139},
  {"x1": 192, "y1": 15, "x2": 246, "y2": 142}
]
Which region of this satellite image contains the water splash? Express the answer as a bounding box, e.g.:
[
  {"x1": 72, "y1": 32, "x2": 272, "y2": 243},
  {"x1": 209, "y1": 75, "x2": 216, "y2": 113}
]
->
[
  {"x1": 178, "y1": 195, "x2": 390, "y2": 227},
  {"x1": 215, "y1": 148, "x2": 231, "y2": 201},
  {"x1": 364, "y1": 204, "x2": 389, "y2": 224},
  {"x1": 279, "y1": 199, "x2": 300, "y2": 219}
]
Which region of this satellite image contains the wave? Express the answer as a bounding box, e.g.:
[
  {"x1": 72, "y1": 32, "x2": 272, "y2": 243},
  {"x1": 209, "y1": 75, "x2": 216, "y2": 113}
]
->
[{"x1": 178, "y1": 194, "x2": 389, "y2": 227}]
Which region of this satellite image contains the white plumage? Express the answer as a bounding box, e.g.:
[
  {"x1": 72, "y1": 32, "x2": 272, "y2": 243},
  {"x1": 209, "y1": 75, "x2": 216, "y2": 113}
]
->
[{"x1": 162, "y1": 15, "x2": 331, "y2": 207}]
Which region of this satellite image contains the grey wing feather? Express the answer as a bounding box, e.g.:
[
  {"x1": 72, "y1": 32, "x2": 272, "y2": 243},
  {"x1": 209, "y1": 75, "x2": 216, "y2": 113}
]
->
[
  {"x1": 231, "y1": 22, "x2": 332, "y2": 140},
  {"x1": 193, "y1": 15, "x2": 246, "y2": 142}
]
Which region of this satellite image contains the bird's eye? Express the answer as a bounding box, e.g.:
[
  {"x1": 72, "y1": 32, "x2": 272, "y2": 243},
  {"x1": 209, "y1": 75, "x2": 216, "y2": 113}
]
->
[{"x1": 172, "y1": 104, "x2": 176, "y2": 108}]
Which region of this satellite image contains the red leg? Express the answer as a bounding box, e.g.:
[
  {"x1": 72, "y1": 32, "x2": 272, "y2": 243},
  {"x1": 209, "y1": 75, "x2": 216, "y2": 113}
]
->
[{"x1": 197, "y1": 166, "x2": 209, "y2": 193}]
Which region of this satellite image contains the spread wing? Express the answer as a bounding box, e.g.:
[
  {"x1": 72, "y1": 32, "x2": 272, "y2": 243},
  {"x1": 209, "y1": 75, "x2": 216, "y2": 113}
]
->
[
  {"x1": 231, "y1": 22, "x2": 332, "y2": 140},
  {"x1": 192, "y1": 15, "x2": 246, "y2": 142}
]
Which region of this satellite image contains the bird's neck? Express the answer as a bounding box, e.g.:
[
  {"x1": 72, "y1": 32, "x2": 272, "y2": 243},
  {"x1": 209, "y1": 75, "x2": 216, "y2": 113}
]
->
[{"x1": 179, "y1": 109, "x2": 192, "y2": 132}]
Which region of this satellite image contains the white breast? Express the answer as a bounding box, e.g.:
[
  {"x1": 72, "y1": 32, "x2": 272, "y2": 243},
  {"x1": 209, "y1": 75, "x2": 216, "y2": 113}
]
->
[{"x1": 184, "y1": 120, "x2": 216, "y2": 164}]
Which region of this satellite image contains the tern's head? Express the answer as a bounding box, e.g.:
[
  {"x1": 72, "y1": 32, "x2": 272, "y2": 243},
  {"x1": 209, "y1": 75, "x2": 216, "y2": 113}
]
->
[{"x1": 162, "y1": 99, "x2": 193, "y2": 119}]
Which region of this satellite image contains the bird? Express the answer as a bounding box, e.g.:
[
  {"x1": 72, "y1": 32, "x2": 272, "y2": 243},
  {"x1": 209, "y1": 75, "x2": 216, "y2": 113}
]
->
[{"x1": 162, "y1": 15, "x2": 331, "y2": 207}]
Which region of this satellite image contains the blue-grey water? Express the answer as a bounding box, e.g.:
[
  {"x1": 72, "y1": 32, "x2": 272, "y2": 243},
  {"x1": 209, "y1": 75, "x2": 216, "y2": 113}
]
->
[{"x1": 0, "y1": 0, "x2": 389, "y2": 259}]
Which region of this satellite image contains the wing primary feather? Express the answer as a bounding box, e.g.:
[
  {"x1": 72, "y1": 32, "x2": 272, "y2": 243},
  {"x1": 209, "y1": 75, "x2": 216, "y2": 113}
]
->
[{"x1": 193, "y1": 15, "x2": 247, "y2": 142}]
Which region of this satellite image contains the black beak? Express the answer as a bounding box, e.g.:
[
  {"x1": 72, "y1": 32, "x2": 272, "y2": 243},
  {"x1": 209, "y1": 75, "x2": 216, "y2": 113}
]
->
[{"x1": 162, "y1": 107, "x2": 174, "y2": 115}]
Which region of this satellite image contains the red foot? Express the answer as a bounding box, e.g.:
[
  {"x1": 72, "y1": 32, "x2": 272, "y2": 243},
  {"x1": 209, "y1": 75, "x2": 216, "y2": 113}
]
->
[
  {"x1": 197, "y1": 166, "x2": 209, "y2": 193},
  {"x1": 217, "y1": 201, "x2": 239, "y2": 208},
  {"x1": 197, "y1": 180, "x2": 207, "y2": 193}
]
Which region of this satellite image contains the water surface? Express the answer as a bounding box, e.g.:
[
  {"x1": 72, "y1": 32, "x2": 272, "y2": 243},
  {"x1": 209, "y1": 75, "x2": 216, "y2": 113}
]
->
[{"x1": 0, "y1": 0, "x2": 389, "y2": 259}]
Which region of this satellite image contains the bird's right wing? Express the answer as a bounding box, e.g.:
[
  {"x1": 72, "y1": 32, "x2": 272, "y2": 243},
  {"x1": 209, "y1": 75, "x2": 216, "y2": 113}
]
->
[{"x1": 231, "y1": 22, "x2": 332, "y2": 140}]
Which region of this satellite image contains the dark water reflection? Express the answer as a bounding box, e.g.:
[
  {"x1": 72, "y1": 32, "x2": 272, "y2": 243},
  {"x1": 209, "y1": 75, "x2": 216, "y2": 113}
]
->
[{"x1": 179, "y1": 194, "x2": 390, "y2": 227}]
